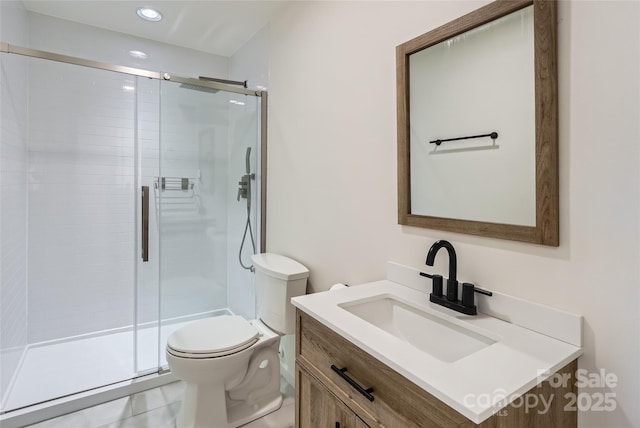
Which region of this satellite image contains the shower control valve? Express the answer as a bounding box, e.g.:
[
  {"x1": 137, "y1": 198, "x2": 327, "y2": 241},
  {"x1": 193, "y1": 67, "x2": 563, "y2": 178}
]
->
[
  {"x1": 237, "y1": 182, "x2": 248, "y2": 201},
  {"x1": 237, "y1": 173, "x2": 254, "y2": 201}
]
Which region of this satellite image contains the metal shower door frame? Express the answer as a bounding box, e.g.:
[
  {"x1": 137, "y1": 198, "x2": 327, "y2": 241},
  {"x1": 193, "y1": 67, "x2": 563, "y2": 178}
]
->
[{"x1": 1, "y1": 42, "x2": 260, "y2": 96}]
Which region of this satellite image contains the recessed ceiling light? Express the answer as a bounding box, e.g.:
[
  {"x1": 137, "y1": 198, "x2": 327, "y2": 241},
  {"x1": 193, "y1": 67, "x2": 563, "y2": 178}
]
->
[
  {"x1": 136, "y1": 7, "x2": 162, "y2": 22},
  {"x1": 129, "y1": 50, "x2": 148, "y2": 59}
]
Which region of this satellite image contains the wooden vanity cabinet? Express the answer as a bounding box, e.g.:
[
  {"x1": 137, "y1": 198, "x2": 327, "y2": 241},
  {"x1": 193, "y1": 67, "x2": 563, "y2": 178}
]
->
[
  {"x1": 297, "y1": 363, "x2": 369, "y2": 428},
  {"x1": 295, "y1": 309, "x2": 577, "y2": 428}
]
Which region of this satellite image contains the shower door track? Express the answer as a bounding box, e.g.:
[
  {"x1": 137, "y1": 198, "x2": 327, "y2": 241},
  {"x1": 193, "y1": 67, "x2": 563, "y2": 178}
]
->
[{"x1": 0, "y1": 42, "x2": 263, "y2": 97}]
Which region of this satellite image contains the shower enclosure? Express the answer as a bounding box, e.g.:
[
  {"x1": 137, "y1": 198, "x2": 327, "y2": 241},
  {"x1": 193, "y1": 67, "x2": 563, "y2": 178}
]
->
[{"x1": 0, "y1": 43, "x2": 265, "y2": 417}]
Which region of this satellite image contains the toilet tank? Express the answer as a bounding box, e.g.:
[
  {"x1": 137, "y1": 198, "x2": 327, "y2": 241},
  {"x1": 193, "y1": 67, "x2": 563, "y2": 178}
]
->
[{"x1": 251, "y1": 253, "x2": 309, "y2": 335}]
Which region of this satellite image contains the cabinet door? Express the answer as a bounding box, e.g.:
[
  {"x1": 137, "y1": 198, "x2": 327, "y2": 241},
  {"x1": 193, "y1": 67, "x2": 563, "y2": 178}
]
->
[
  {"x1": 355, "y1": 417, "x2": 370, "y2": 428},
  {"x1": 297, "y1": 364, "x2": 357, "y2": 428}
]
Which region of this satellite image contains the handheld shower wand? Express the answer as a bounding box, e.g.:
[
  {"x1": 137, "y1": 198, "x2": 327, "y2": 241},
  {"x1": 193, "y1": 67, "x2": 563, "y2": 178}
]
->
[
  {"x1": 245, "y1": 147, "x2": 251, "y2": 180},
  {"x1": 238, "y1": 147, "x2": 256, "y2": 271}
]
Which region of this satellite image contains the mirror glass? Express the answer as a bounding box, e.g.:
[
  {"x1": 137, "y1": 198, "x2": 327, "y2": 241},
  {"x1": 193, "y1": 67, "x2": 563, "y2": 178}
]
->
[
  {"x1": 409, "y1": 6, "x2": 535, "y2": 226},
  {"x1": 397, "y1": 0, "x2": 558, "y2": 246}
]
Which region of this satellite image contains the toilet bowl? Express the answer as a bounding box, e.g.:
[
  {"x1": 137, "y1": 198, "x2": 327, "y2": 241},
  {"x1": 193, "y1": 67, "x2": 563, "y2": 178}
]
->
[{"x1": 166, "y1": 253, "x2": 309, "y2": 428}]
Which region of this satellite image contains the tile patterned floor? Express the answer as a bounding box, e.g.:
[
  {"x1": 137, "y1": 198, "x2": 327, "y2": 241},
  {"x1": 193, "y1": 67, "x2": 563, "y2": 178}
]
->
[{"x1": 25, "y1": 379, "x2": 295, "y2": 428}]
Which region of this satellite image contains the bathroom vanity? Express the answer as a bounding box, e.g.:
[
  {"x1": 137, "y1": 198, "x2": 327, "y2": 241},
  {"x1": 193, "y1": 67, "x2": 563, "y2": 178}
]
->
[{"x1": 292, "y1": 265, "x2": 582, "y2": 428}]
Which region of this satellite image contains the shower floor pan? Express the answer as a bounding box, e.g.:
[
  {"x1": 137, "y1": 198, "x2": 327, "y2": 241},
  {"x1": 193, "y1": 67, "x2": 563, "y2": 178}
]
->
[{"x1": 1, "y1": 311, "x2": 227, "y2": 415}]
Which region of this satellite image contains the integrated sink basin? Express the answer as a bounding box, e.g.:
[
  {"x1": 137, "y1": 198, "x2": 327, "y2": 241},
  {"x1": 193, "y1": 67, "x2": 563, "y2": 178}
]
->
[{"x1": 339, "y1": 294, "x2": 496, "y2": 362}]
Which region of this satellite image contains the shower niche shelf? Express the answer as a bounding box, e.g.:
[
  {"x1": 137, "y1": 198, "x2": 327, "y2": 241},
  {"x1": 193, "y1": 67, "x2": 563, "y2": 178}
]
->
[
  {"x1": 154, "y1": 176, "x2": 197, "y2": 191},
  {"x1": 153, "y1": 176, "x2": 201, "y2": 219}
]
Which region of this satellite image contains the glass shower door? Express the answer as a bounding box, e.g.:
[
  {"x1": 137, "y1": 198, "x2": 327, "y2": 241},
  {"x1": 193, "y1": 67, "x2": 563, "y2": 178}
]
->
[
  {"x1": 134, "y1": 77, "x2": 162, "y2": 374},
  {"x1": 156, "y1": 80, "x2": 261, "y2": 368},
  {"x1": 0, "y1": 54, "x2": 143, "y2": 411}
]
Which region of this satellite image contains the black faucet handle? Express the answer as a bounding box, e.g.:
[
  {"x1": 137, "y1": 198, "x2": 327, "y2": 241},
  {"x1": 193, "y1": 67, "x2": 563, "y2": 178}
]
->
[
  {"x1": 431, "y1": 275, "x2": 443, "y2": 297},
  {"x1": 473, "y1": 286, "x2": 493, "y2": 296},
  {"x1": 462, "y1": 283, "x2": 493, "y2": 308},
  {"x1": 462, "y1": 283, "x2": 475, "y2": 307}
]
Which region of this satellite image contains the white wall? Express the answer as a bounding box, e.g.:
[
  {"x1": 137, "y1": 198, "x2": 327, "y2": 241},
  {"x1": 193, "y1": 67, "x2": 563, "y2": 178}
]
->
[
  {"x1": 0, "y1": 0, "x2": 28, "y2": 407},
  {"x1": 267, "y1": 1, "x2": 639, "y2": 427},
  {"x1": 229, "y1": 25, "x2": 269, "y2": 90},
  {"x1": 27, "y1": 12, "x2": 228, "y2": 79}
]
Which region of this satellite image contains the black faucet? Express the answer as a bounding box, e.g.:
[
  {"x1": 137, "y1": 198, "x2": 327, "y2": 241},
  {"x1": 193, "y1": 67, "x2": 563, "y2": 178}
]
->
[
  {"x1": 426, "y1": 240, "x2": 458, "y2": 301},
  {"x1": 422, "y1": 240, "x2": 491, "y2": 315}
]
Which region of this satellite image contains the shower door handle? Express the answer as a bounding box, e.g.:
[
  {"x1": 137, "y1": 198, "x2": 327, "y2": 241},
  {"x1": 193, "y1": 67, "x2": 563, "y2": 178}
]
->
[{"x1": 141, "y1": 186, "x2": 149, "y2": 262}]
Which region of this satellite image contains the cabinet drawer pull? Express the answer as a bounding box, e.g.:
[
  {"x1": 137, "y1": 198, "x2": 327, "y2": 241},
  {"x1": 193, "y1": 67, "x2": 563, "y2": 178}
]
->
[{"x1": 331, "y1": 365, "x2": 375, "y2": 402}]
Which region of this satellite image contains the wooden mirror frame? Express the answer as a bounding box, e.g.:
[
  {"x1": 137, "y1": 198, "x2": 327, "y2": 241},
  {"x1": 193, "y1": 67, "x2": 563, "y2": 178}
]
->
[{"x1": 397, "y1": 0, "x2": 558, "y2": 246}]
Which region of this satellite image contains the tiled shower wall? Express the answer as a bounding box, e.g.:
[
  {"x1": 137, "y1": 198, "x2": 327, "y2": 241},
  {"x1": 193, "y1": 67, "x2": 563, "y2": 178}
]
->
[
  {"x1": 0, "y1": 1, "x2": 28, "y2": 405},
  {"x1": 20, "y1": 12, "x2": 233, "y2": 344},
  {"x1": 24, "y1": 65, "x2": 237, "y2": 342},
  {"x1": 26, "y1": 60, "x2": 137, "y2": 343},
  {"x1": 137, "y1": 80, "x2": 233, "y2": 326},
  {"x1": 157, "y1": 83, "x2": 230, "y2": 321}
]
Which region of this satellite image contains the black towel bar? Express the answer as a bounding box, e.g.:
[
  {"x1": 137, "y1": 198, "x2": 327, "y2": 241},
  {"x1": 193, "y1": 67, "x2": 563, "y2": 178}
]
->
[{"x1": 430, "y1": 131, "x2": 498, "y2": 146}]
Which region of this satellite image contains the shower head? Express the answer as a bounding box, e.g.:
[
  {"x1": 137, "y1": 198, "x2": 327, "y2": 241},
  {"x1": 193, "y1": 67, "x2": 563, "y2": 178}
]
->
[{"x1": 178, "y1": 83, "x2": 219, "y2": 93}]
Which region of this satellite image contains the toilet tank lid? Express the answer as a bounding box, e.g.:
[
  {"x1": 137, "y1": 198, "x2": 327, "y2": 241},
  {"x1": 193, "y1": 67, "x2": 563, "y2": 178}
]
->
[{"x1": 251, "y1": 253, "x2": 309, "y2": 281}]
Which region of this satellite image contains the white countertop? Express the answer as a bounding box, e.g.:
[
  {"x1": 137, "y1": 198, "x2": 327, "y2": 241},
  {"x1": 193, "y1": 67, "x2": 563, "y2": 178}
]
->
[{"x1": 292, "y1": 279, "x2": 583, "y2": 424}]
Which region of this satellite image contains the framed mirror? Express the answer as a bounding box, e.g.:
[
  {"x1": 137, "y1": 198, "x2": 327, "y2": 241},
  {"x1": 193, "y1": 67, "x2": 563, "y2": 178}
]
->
[{"x1": 397, "y1": 0, "x2": 558, "y2": 246}]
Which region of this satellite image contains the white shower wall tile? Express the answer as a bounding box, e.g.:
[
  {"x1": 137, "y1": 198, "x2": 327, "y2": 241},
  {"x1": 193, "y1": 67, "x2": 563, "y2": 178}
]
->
[
  {"x1": 155, "y1": 82, "x2": 230, "y2": 320},
  {"x1": 26, "y1": 58, "x2": 137, "y2": 343}
]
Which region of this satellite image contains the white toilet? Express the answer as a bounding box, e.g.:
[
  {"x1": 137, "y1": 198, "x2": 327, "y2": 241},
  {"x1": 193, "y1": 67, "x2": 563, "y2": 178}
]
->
[{"x1": 166, "y1": 253, "x2": 309, "y2": 428}]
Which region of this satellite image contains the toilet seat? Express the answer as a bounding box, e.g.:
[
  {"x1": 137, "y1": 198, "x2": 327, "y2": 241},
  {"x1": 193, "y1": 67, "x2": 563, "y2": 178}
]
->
[{"x1": 167, "y1": 315, "x2": 260, "y2": 359}]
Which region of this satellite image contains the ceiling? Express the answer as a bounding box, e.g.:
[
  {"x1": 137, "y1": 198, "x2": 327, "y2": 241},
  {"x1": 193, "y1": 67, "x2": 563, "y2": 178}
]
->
[{"x1": 22, "y1": 0, "x2": 288, "y2": 57}]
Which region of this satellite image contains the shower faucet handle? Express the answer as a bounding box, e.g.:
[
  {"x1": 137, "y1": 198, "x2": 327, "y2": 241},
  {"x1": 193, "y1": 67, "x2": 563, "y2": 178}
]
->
[
  {"x1": 237, "y1": 180, "x2": 248, "y2": 200},
  {"x1": 237, "y1": 174, "x2": 253, "y2": 201}
]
